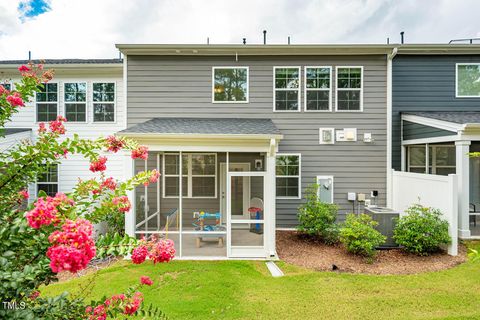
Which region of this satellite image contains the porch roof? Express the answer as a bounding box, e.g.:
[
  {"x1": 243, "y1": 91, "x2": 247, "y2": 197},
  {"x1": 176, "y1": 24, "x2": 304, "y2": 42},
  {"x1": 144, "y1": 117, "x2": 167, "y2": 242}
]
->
[
  {"x1": 404, "y1": 112, "x2": 480, "y2": 126},
  {"x1": 118, "y1": 117, "x2": 282, "y2": 138}
]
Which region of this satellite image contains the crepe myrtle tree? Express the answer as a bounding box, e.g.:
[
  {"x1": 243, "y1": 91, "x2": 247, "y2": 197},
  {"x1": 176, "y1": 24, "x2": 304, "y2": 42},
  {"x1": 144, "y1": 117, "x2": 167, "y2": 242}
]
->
[{"x1": 0, "y1": 64, "x2": 174, "y2": 319}]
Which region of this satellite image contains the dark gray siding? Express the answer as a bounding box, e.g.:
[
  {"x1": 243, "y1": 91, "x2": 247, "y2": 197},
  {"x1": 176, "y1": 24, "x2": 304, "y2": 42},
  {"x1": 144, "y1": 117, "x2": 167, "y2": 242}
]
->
[
  {"x1": 392, "y1": 55, "x2": 480, "y2": 170},
  {"x1": 127, "y1": 55, "x2": 388, "y2": 228},
  {"x1": 402, "y1": 121, "x2": 453, "y2": 140}
]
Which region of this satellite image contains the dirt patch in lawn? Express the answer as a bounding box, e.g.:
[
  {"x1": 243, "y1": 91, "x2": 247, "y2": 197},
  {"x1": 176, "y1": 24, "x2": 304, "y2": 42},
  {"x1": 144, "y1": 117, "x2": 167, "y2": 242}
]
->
[
  {"x1": 56, "y1": 257, "x2": 121, "y2": 282},
  {"x1": 276, "y1": 231, "x2": 467, "y2": 275}
]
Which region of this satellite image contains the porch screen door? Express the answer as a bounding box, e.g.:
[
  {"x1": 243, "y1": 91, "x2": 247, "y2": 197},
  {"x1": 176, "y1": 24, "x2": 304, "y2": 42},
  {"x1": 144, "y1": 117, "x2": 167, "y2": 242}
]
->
[{"x1": 227, "y1": 171, "x2": 266, "y2": 258}]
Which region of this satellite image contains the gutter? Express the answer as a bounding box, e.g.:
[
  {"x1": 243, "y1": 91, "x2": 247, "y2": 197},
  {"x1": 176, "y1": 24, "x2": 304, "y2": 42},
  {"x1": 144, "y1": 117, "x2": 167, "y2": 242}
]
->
[{"x1": 386, "y1": 47, "x2": 398, "y2": 208}]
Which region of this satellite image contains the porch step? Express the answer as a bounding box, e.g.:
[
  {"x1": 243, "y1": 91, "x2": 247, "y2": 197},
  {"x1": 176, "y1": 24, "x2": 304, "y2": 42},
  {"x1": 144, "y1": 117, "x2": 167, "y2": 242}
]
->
[{"x1": 266, "y1": 261, "x2": 284, "y2": 277}]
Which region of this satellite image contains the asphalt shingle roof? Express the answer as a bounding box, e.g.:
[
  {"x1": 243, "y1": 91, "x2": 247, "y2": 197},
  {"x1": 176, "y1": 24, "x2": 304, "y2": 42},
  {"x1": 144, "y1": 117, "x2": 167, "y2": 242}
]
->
[
  {"x1": 403, "y1": 111, "x2": 480, "y2": 124},
  {"x1": 0, "y1": 59, "x2": 122, "y2": 65},
  {"x1": 119, "y1": 118, "x2": 281, "y2": 136},
  {"x1": 3, "y1": 128, "x2": 31, "y2": 135}
]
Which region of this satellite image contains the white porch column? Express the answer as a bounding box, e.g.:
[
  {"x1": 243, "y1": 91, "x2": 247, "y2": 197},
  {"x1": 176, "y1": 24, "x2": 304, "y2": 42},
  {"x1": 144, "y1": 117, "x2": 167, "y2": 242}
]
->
[
  {"x1": 456, "y1": 140, "x2": 471, "y2": 238},
  {"x1": 124, "y1": 153, "x2": 136, "y2": 237},
  {"x1": 265, "y1": 141, "x2": 277, "y2": 258}
]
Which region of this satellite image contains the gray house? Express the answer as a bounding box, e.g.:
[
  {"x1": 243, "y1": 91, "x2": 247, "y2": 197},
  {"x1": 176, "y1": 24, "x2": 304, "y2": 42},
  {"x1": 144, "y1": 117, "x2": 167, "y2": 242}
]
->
[
  {"x1": 117, "y1": 44, "x2": 393, "y2": 258},
  {"x1": 392, "y1": 45, "x2": 480, "y2": 240}
]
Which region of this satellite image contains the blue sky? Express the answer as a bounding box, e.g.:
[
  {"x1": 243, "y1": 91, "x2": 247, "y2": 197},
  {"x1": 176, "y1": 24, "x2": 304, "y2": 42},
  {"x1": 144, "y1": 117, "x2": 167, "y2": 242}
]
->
[{"x1": 0, "y1": 0, "x2": 479, "y2": 59}]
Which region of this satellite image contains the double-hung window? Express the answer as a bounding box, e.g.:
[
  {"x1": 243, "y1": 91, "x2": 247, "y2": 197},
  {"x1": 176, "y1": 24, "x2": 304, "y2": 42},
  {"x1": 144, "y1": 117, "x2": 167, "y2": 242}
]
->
[
  {"x1": 213, "y1": 67, "x2": 249, "y2": 102},
  {"x1": 36, "y1": 83, "x2": 58, "y2": 122},
  {"x1": 336, "y1": 67, "x2": 363, "y2": 111},
  {"x1": 93, "y1": 82, "x2": 115, "y2": 122},
  {"x1": 456, "y1": 63, "x2": 480, "y2": 97},
  {"x1": 64, "y1": 82, "x2": 87, "y2": 122},
  {"x1": 274, "y1": 67, "x2": 300, "y2": 111},
  {"x1": 305, "y1": 67, "x2": 331, "y2": 111},
  {"x1": 276, "y1": 154, "x2": 301, "y2": 198},
  {"x1": 163, "y1": 153, "x2": 217, "y2": 198},
  {"x1": 37, "y1": 165, "x2": 58, "y2": 197}
]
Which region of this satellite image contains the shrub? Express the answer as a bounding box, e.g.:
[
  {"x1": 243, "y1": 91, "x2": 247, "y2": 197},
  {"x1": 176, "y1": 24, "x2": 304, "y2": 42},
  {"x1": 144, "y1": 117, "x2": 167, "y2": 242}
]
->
[
  {"x1": 339, "y1": 214, "x2": 386, "y2": 261},
  {"x1": 393, "y1": 204, "x2": 450, "y2": 255},
  {"x1": 297, "y1": 184, "x2": 339, "y2": 244}
]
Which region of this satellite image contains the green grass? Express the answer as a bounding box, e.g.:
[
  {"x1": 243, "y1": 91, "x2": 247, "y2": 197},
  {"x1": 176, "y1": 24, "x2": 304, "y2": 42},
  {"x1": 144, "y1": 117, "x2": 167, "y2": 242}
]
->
[{"x1": 41, "y1": 242, "x2": 480, "y2": 320}]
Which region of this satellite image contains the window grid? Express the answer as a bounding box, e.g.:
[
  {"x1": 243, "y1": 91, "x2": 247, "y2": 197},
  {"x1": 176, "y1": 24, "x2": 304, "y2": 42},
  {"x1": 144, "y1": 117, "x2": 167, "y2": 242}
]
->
[
  {"x1": 274, "y1": 67, "x2": 301, "y2": 112},
  {"x1": 163, "y1": 153, "x2": 217, "y2": 199},
  {"x1": 304, "y1": 66, "x2": 332, "y2": 112},
  {"x1": 276, "y1": 154, "x2": 301, "y2": 199},
  {"x1": 64, "y1": 82, "x2": 87, "y2": 122},
  {"x1": 37, "y1": 165, "x2": 58, "y2": 197},
  {"x1": 93, "y1": 82, "x2": 115, "y2": 122},
  {"x1": 336, "y1": 67, "x2": 363, "y2": 112},
  {"x1": 36, "y1": 83, "x2": 58, "y2": 122}
]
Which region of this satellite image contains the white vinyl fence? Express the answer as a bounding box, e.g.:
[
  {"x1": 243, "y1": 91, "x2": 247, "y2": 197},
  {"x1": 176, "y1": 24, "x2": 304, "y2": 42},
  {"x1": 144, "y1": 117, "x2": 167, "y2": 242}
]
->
[{"x1": 390, "y1": 170, "x2": 458, "y2": 256}]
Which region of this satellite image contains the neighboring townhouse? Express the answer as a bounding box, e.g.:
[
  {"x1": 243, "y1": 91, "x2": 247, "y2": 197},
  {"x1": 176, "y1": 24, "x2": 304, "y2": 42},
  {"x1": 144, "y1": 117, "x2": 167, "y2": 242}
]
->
[
  {"x1": 115, "y1": 44, "x2": 394, "y2": 258},
  {"x1": 0, "y1": 59, "x2": 126, "y2": 199},
  {"x1": 391, "y1": 45, "x2": 480, "y2": 240}
]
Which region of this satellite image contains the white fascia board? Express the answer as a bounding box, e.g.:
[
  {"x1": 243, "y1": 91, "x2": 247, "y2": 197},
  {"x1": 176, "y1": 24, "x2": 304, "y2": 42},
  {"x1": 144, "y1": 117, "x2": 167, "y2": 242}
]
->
[{"x1": 401, "y1": 114, "x2": 461, "y2": 132}]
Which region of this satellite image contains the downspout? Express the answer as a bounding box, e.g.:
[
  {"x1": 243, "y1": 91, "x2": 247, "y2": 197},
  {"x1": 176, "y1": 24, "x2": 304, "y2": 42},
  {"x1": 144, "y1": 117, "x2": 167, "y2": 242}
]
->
[{"x1": 386, "y1": 47, "x2": 398, "y2": 208}]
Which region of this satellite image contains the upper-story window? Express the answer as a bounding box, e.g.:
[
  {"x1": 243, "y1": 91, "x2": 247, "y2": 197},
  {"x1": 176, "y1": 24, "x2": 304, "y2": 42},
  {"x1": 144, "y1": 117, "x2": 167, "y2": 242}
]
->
[
  {"x1": 36, "y1": 83, "x2": 58, "y2": 122},
  {"x1": 64, "y1": 82, "x2": 87, "y2": 122},
  {"x1": 305, "y1": 67, "x2": 332, "y2": 111},
  {"x1": 274, "y1": 67, "x2": 300, "y2": 111},
  {"x1": 93, "y1": 82, "x2": 115, "y2": 122},
  {"x1": 336, "y1": 67, "x2": 363, "y2": 111},
  {"x1": 212, "y1": 67, "x2": 249, "y2": 103},
  {"x1": 456, "y1": 63, "x2": 480, "y2": 97}
]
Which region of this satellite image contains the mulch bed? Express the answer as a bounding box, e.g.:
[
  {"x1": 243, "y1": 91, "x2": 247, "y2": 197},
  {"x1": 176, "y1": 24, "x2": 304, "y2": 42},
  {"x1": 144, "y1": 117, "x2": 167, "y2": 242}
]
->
[{"x1": 276, "y1": 231, "x2": 467, "y2": 275}]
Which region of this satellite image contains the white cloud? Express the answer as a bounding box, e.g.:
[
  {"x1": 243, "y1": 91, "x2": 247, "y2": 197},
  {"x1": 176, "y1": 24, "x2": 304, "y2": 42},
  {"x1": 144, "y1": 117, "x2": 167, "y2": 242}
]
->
[{"x1": 0, "y1": 0, "x2": 479, "y2": 59}]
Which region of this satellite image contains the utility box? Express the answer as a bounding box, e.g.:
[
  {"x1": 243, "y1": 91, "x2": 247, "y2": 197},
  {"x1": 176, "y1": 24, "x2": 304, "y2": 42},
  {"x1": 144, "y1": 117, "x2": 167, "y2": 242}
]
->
[{"x1": 364, "y1": 207, "x2": 400, "y2": 248}]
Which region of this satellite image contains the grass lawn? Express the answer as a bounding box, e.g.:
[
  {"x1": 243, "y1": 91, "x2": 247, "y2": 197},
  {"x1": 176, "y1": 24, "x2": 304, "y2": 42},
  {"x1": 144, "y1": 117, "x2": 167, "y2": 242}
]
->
[{"x1": 42, "y1": 242, "x2": 480, "y2": 320}]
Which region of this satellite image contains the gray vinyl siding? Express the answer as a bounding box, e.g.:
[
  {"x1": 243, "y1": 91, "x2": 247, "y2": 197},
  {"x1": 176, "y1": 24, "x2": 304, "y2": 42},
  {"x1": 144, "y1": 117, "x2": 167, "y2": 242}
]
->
[
  {"x1": 392, "y1": 55, "x2": 480, "y2": 170},
  {"x1": 402, "y1": 121, "x2": 454, "y2": 140},
  {"x1": 127, "y1": 55, "x2": 388, "y2": 228}
]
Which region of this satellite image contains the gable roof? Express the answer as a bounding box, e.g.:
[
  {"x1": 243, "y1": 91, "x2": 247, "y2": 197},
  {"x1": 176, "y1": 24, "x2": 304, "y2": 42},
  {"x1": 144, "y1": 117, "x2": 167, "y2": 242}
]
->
[
  {"x1": 119, "y1": 117, "x2": 282, "y2": 137},
  {"x1": 403, "y1": 112, "x2": 480, "y2": 125},
  {"x1": 3, "y1": 128, "x2": 31, "y2": 135}
]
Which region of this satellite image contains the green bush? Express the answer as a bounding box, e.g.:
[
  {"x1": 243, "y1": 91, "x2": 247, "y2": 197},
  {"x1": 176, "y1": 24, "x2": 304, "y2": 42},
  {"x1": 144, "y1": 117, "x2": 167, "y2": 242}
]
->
[
  {"x1": 297, "y1": 184, "x2": 339, "y2": 244},
  {"x1": 339, "y1": 214, "x2": 386, "y2": 260},
  {"x1": 393, "y1": 204, "x2": 450, "y2": 255}
]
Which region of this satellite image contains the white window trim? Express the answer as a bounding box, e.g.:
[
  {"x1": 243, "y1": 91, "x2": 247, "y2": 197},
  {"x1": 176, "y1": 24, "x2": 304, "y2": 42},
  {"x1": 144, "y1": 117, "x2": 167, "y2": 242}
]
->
[
  {"x1": 63, "y1": 81, "x2": 88, "y2": 123},
  {"x1": 211, "y1": 66, "x2": 249, "y2": 104},
  {"x1": 335, "y1": 66, "x2": 364, "y2": 112},
  {"x1": 407, "y1": 144, "x2": 456, "y2": 174},
  {"x1": 92, "y1": 81, "x2": 116, "y2": 123},
  {"x1": 35, "y1": 82, "x2": 59, "y2": 123},
  {"x1": 162, "y1": 153, "x2": 217, "y2": 199},
  {"x1": 273, "y1": 66, "x2": 301, "y2": 112},
  {"x1": 455, "y1": 63, "x2": 480, "y2": 98},
  {"x1": 304, "y1": 66, "x2": 332, "y2": 112},
  {"x1": 35, "y1": 164, "x2": 60, "y2": 197},
  {"x1": 316, "y1": 175, "x2": 334, "y2": 204},
  {"x1": 275, "y1": 153, "x2": 301, "y2": 199}
]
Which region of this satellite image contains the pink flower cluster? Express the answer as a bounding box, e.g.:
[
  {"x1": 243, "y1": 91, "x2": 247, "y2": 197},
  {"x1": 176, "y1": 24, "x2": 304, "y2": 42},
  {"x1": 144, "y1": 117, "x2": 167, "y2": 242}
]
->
[
  {"x1": 131, "y1": 238, "x2": 175, "y2": 264},
  {"x1": 140, "y1": 275, "x2": 153, "y2": 286},
  {"x1": 47, "y1": 218, "x2": 96, "y2": 273},
  {"x1": 143, "y1": 169, "x2": 161, "y2": 187},
  {"x1": 106, "y1": 135, "x2": 125, "y2": 153},
  {"x1": 49, "y1": 115, "x2": 66, "y2": 134},
  {"x1": 90, "y1": 156, "x2": 107, "y2": 172},
  {"x1": 131, "y1": 146, "x2": 148, "y2": 160},
  {"x1": 0, "y1": 84, "x2": 10, "y2": 95},
  {"x1": 112, "y1": 195, "x2": 131, "y2": 213},
  {"x1": 86, "y1": 289, "x2": 145, "y2": 319},
  {"x1": 101, "y1": 177, "x2": 117, "y2": 191},
  {"x1": 19, "y1": 189, "x2": 29, "y2": 200},
  {"x1": 25, "y1": 192, "x2": 74, "y2": 229},
  {"x1": 6, "y1": 92, "x2": 24, "y2": 107}
]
